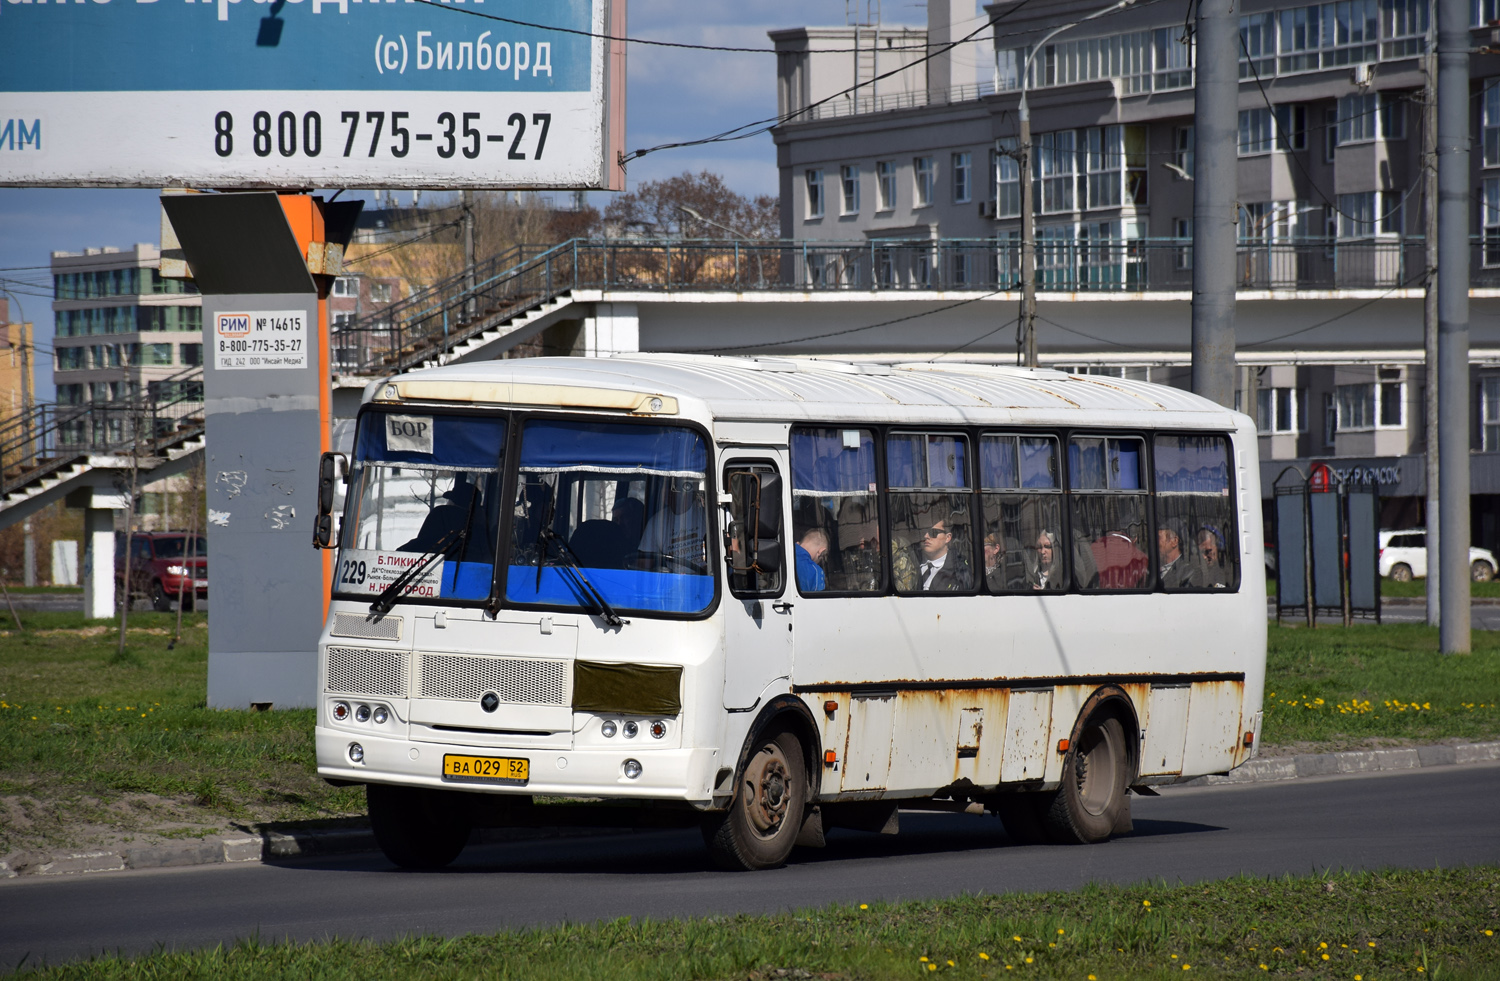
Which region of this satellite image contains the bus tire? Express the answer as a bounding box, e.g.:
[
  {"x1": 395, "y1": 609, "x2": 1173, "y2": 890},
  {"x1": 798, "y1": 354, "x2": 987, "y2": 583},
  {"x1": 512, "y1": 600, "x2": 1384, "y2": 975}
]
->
[
  {"x1": 1043, "y1": 715, "x2": 1129, "y2": 845},
  {"x1": 994, "y1": 793, "x2": 1049, "y2": 845},
  {"x1": 366, "y1": 783, "x2": 471, "y2": 870},
  {"x1": 702, "y1": 728, "x2": 807, "y2": 871}
]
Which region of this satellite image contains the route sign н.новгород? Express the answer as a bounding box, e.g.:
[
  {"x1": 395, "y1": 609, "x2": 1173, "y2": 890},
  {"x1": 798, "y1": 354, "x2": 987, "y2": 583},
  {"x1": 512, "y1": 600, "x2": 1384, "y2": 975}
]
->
[{"x1": 0, "y1": 0, "x2": 623, "y2": 189}]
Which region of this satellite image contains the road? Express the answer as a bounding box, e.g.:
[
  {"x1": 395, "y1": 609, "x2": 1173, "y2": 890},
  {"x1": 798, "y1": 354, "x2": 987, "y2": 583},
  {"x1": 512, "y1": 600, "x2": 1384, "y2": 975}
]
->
[{"x1": 2, "y1": 763, "x2": 1496, "y2": 972}]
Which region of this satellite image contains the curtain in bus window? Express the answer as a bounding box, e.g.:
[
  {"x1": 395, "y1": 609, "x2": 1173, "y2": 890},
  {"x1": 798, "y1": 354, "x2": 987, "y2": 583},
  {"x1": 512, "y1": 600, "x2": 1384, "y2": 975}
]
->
[
  {"x1": 1069, "y1": 435, "x2": 1150, "y2": 589},
  {"x1": 1154, "y1": 434, "x2": 1239, "y2": 590},
  {"x1": 790, "y1": 427, "x2": 882, "y2": 592},
  {"x1": 979, "y1": 434, "x2": 1064, "y2": 592},
  {"x1": 887, "y1": 432, "x2": 974, "y2": 594},
  {"x1": 505, "y1": 420, "x2": 714, "y2": 615}
]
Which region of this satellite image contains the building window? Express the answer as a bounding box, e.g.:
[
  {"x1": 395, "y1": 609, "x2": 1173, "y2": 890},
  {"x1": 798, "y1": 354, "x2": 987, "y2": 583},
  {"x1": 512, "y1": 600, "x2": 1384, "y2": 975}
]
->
[
  {"x1": 1152, "y1": 27, "x2": 1193, "y2": 89},
  {"x1": 332, "y1": 277, "x2": 357, "y2": 297},
  {"x1": 1256, "y1": 387, "x2": 1308, "y2": 433},
  {"x1": 913, "y1": 156, "x2": 935, "y2": 208},
  {"x1": 1484, "y1": 81, "x2": 1500, "y2": 168},
  {"x1": 1338, "y1": 92, "x2": 1379, "y2": 144},
  {"x1": 1379, "y1": 191, "x2": 1403, "y2": 235},
  {"x1": 876, "y1": 160, "x2": 897, "y2": 211},
  {"x1": 1323, "y1": 392, "x2": 1337, "y2": 445},
  {"x1": 1381, "y1": 0, "x2": 1428, "y2": 57},
  {"x1": 996, "y1": 140, "x2": 1021, "y2": 219},
  {"x1": 370, "y1": 282, "x2": 393, "y2": 303},
  {"x1": 1174, "y1": 218, "x2": 1193, "y2": 269},
  {"x1": 1484, "y1": 378, "x2": 1500, "y2": 450},
  {"x1": 1240, "y1": 12, "x2": 1276, "y2": 77},
  {"x1": 952, "y1": 152, "x2": 972, "y2": 204},
  {"x1": 180, "y1": 343, "x2": 203, "y2": 366},
  {"x1": 840, "y1": 165, "x2": 860, "y2": 214},
  {"x1": 1324, "y1": 107, "x2": 1339, "y2": 162},
  {"x1": 1337, "y1": 382, "x2": 1376, "y2": 429},
  {"x1": 1174, "y1": 126, "x2": 1194, "y2": 178},
  {"x1": 57, "y1": 384, "x2": 85, "y2": 406},
  {"x1": 1239, "y1": 106, "x2": 1305, "y2": 155},
  {"x1": 1279, "y1": 0, "x2": 1379, "y2": 73},
  {"x1": 806, "y1": 169, "x2": 825, "y2": 218},
  {"x1": 332, "y1": 312, "x2": 354, "y2": 328},
  {"x1": 56, "y1": 347, "x2": 85, "y2": 371},
  {"x1": 1479, "y1": 0, "x2": 1500, "y2": 26},
  {"x1": 144, "y1": 343, "x2": 173, "y2": 366},
  {"x1": 1379, "y1": 381, "x2": 1404, "y2": 427},
  {"x1": 1034, "y1": 131, "x2": 1077, "y2": 214},
  {"x1": 1337, "y1": 191, "x2": 1377, "y2": 238},
  {"x1": 952, "y1": 250, "x2": 972, "y2": 286},
  {"x1": 1484, "y1": 177, "x2": 1500, "y2": 266},
  {"x1": 1085, "y1": 126, "x2": 1122, "y2": 209}
]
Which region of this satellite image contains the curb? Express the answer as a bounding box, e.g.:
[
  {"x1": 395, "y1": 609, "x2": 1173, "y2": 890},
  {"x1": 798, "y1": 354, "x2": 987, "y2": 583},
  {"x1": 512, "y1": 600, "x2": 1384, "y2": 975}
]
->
[
  {"x1": 1179, "y1": 740, "x2": 1500, "y2": 788},
  {"x1": 5, "y1": 742, "x2": 1498, "y2": 880}
]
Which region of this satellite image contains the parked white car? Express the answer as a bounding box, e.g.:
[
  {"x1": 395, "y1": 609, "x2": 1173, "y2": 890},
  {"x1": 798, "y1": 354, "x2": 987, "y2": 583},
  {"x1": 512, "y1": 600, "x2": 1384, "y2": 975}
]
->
[{"x1": 1378, "y1": 530, "x2": 1497, "y2": 582}]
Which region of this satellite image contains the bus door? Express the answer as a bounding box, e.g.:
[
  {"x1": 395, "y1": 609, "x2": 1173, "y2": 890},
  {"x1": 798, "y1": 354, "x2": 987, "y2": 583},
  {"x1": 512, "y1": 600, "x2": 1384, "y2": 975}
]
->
[{"x1": 721, "y1": 455, "x2": 793, "y2": 711}]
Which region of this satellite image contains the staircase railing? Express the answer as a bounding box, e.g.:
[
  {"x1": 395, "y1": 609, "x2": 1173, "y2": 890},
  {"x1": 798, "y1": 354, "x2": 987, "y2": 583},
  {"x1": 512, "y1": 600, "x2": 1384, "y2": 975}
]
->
[{"x1": 0, "y1": 365, "x2": 205, "y2": 500}]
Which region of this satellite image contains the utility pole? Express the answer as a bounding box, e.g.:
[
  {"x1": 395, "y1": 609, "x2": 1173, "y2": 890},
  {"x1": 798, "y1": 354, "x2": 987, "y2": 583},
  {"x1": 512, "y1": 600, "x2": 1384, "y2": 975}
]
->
[
  {"x1": 1424, "y1": 32, "x2": 1441, "y2": 628},
  {"x1": 1437, "y1": 0, "x2": 1470, "y2": 653},
  {"x1": 461, "y1": 189, "x2": 476, "y2": 322},
  {"x1": 1013, "y1": 0, "x2": 1135, "y2": 368},
  {"x1": 1190, "y1": 0, "x2": 1238, "y2": 408}
]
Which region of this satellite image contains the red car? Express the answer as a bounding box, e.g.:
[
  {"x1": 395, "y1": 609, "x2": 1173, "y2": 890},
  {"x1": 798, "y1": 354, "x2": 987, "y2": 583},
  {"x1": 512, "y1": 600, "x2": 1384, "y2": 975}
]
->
[{"x1": 116, "y1": 533, "x2": 208, "y2": 611}]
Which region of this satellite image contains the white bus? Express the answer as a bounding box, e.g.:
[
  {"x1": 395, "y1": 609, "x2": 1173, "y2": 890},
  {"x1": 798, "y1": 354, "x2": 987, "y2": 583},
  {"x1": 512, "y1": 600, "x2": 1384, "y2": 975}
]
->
[{"x1": 314, "y1": 356, "x2": 1266, "y2": 871}]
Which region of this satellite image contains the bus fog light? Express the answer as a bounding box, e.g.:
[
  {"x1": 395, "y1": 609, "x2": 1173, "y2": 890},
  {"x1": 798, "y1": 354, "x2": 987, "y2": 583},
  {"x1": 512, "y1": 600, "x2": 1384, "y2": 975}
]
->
[
  {"x1": 600, "y1": 720, "x2": 618, "y2": 738},
  {"x1": 355, "y1": 704, "x2": 372, "y2": 723},
  {"x1": 649, "y1": 720, "x2": 667, "y2": 739},
  {"x1": 372, "y1": 706, "x2": 389, "y2": 725},
  {"x1": 623, "y1": 721, "x2": 639, "y2": 738},
  {"x1": 332, "y1": 701, "x2": 350, "y2": 722},
  {"x1": 348, "y1": 742, "x2": 364, "y2": 764},
  {"x1": 622, "y1": 758, "x2": 642, "y2": 779}
]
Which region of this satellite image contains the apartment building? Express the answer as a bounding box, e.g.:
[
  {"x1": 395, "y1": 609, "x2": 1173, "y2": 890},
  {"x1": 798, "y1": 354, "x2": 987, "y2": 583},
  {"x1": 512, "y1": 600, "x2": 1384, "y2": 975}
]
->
[{"x1": 770, "y1": 0, "x2": 1500, "y2": 539}]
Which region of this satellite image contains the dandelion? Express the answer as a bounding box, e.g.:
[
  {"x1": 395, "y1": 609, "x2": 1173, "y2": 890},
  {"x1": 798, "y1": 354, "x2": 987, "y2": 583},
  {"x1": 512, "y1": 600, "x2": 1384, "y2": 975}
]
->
[
  {"x1": 947, "y1": 960, "x2": 955, "y2": 967},
  {"x1": 1356, "y1": 976, "x2": 1363, "y2": 980},
  {"x1": 1182, "y1": 966, "x2": 1190, "y2": 971},
  {"x1": 1368, "y1": 942, "x2": 1377, "y2": 947},
  {"x1": 1260, "y1": 966, "x2": 1268, "y2": 972},
  {"x1": 1057, "y1": 929, "x2": 1065, "y2": 936},
  {"x1": 1171, "y1": 955, "x2": 1178, "y2": 960},
  {"x1": 1322, "y1": 953, "x2": 1330, "y2": 960},
  {"x1": 859, "y1": 904, "x2": 868, "y2": 910},
  {"x1": 1320, "y1": 943, "x2": 1328, "y2": 949},
  {"x1": 1486, "y1": 930, "x2": 1494, "y2": 937},
  {"x1": 920, "y1": 957, "x2": 929, "y2": 963},
  {"x1": 928, "y1": 965, "x2": 937, "y2": 973},
  {"x1": 1013, "y1": 936, "x2": 1023, "y2": 943},
  {"x1": 1143, "y1": 900, "x2": 1151, "y2": 908},
  {"x1": 979, "y1": 953, "x2": 990, "y2": 961},
  {"x1": 1049, "y1": 943, "x2": 1056, "y2": 948},
  {"x1": 1024, "y1": 957, "x2": 1033, "y2": 964}
]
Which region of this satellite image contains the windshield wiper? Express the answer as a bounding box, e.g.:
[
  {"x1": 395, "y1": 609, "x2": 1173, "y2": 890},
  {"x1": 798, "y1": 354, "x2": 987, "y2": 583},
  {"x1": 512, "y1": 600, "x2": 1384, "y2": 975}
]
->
[
  {"x1": 369, "y1": 490, "x2": 478, "y2": 617},
  {"x1": 540, "y1": 527, "x2": 629, "y2": 628}
]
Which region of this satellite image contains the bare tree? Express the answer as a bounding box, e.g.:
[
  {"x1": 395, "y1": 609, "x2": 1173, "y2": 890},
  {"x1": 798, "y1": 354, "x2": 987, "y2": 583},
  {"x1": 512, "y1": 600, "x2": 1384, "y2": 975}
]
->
[{"x1": 604, "y1": 171, "x2": 779, "y2": 240}]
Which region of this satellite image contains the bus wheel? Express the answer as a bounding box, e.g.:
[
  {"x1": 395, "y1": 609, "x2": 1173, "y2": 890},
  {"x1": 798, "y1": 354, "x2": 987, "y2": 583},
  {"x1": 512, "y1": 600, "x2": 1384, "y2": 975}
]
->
[
  {"x1": 994, "y1": 793, "x2": 1049, "y2": 845},
  {"x1": 703, "y1": 729, "x2": 807, "y2": 871},
  {"x1": 366, "y1": 783, "x2": 471, "y2": 870},
  {"x1": 1043, "y1": 715, "x2": 1128, "y2": 845}
]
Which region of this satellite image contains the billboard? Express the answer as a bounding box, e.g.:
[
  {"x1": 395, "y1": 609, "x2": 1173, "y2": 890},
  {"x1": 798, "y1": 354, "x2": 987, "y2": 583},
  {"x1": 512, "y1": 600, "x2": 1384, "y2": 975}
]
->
[{"x1": 0, "y1": 0, "x2": 625, "y2": 189}]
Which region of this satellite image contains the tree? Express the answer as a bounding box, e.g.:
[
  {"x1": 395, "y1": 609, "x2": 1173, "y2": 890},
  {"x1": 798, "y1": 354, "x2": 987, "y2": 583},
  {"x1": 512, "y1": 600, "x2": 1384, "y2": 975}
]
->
[{"x1": 604, "y1": 171, "x2": 779, "y2": 240}]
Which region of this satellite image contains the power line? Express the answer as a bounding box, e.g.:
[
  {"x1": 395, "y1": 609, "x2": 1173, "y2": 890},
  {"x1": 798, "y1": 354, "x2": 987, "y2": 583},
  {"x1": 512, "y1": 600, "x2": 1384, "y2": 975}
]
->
[{"x1": 1241, "y1": 268, "x2": 1429, "y2": 347}]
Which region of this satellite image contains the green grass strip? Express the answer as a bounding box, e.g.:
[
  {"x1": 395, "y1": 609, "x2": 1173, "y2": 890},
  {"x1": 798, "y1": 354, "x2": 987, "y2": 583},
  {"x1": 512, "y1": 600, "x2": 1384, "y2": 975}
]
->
[{"x1": 17, "y1": 866, "x2": 1500, "y2": 980}]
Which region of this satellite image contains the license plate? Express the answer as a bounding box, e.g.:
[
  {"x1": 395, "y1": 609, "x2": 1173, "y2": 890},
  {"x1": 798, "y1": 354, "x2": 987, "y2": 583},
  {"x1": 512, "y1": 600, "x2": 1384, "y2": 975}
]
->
[{"x1": 441, "y1": 754, "x2": 529, "y2": 786}]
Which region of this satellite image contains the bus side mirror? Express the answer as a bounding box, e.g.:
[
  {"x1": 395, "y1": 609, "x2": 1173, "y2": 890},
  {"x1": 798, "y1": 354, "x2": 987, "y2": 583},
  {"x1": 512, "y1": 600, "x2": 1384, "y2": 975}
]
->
[{"x1": 313, "y1": 452, "x2": 346, "y2": 550}]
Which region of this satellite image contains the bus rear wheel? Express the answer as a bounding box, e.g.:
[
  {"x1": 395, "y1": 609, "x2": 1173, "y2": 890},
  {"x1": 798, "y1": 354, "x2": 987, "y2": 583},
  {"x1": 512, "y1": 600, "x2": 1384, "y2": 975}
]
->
[
  {"x1": 702, "y1": 729, "x2": 807, "y2": 871},
  {"x1": 366, "y1": 783, "x2": 472, "y2": 870},
  {"x1": 1043, "y1": 715, "x2": 1129, "y2": 845}
]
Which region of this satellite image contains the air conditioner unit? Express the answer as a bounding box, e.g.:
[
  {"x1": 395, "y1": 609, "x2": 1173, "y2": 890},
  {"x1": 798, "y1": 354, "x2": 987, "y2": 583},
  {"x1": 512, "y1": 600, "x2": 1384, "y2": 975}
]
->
[
  {"x1": 978, "y1": 200, "x2": 997, "y2": 219},
  {"x1": 1351, "y1": 62, "x2": 1375, "y2": 87}
]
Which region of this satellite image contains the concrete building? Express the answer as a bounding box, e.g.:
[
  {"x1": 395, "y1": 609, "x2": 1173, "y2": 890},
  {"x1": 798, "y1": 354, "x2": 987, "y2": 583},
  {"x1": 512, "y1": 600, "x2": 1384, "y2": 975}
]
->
[
  {"x1": 0, "y1": 297, "x2": 35, "y2": 434},
  {"x1": 768, "y1": 0, "x2": 1500, "y2": 539}
]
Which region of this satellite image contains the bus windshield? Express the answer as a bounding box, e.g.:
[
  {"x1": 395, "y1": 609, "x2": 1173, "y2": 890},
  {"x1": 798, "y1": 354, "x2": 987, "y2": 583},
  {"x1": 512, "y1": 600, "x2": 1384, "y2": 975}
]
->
[
  {"x1": 505, "y1": 419, "x2": 714, "y2": 616},
  {"x1": 337, "y1": 410, "x2": 506, "y2": 604}
]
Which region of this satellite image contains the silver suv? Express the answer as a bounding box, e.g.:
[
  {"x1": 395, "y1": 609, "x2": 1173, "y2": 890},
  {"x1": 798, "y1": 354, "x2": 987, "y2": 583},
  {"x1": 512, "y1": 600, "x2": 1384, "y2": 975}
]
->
[{"x1": 1378, "y1": 529, "x2": 1496, "y2": 582}]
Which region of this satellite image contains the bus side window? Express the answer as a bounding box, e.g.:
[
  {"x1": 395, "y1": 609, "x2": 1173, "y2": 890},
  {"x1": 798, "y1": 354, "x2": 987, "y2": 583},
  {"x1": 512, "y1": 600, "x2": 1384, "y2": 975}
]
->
[
  {"x1": 887, "y1": 431, "x2": 975, "y2": 594},
  {"x1": 1068, "y1": 435, "x2": 1150, "y2": 590},
  {"x1": 979, "y1": 434, "x2": 1065, "y2": 593},
  {"x1": 790, "y1": 427, "x2": 883, "y2": 593},
  {"x1": 1153, "y1": 434, "x2": 1239, "y2": 591}
]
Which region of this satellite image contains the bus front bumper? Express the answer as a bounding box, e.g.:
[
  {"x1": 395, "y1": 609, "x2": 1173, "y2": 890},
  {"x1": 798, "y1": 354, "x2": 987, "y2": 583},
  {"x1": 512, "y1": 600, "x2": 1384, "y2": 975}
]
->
[{"x1": 316, "y1": 726, "x2": 719, "y2": 802}]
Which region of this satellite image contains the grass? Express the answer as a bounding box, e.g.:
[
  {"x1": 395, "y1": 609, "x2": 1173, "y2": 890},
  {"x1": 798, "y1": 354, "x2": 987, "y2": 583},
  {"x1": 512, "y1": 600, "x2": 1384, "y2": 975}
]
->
[
  {"x1": 16, "y1": 866, "x2": 1500, "y2": 979},
  {"x1": 1260, "y1": 623, "x2": 1500, "y2": 749},
  {"x1": 0, "y1": 610, "x2": 362, "y2": 856}
]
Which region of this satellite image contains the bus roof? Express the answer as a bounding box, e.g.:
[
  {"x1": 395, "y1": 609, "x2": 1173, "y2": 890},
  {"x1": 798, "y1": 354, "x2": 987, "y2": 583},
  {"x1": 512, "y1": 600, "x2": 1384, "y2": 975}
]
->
[{"x1": 377, "y1": 355, "x2": 1248, "y2": 430}]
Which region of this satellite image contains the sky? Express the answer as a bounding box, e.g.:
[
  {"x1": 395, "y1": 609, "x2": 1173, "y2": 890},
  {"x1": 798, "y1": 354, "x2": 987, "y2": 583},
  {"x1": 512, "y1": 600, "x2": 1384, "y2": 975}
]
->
[{"x1": 0, "y1": 0, "x2": 984, "y2": 399}]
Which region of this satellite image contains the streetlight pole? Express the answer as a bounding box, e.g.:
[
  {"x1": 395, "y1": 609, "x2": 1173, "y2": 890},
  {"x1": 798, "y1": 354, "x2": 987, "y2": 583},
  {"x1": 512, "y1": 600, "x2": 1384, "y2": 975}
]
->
[
  {"x1": 1014, "y1": 0, "x2": 1135, "y2": 368},
  {"x1": 678, "y1": 206, "x2": 766, "y2": 288},
  {"x1": 1191, "y1": 0, "x2": 1239, "y2": 409}
]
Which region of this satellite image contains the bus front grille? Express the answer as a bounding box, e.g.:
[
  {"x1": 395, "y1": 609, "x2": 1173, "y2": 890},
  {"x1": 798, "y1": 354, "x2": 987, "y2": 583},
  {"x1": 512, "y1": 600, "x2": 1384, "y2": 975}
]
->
[
  {"x1": 331, "y1": 612, "x2": 402, "y2": 642},
  {"x1": 326, "y1": 646, "x2": 407, "y2": 697},
  {"x1": 418, "y1": 654, "x2": 569, "y2": 705}
]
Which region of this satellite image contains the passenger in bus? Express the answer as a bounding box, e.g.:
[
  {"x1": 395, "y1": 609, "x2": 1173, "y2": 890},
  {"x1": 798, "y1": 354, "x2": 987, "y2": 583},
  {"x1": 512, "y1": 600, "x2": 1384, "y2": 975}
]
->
[
  {"x1": 918, "y1": 518, "x2": 971, "y2": 591},
  {"x1": 1158, "y1": 520, "x2": 1203, "y2": 589},
  {"x1": 1092, "y1": 530, "x2": 1149, "y2": 589},
  {"x1": 639, "y1": 478, "x2": 708, "y2": 574},
  {"x1": 983, "y1": 529, "x2": 1024, "y2": 591},
  {"x1": 1197, "y1": 525, "x2": 1228, "y2": 587},
  {"x1": 795, "y1": 528, "x2": 829, "y2": 592}
]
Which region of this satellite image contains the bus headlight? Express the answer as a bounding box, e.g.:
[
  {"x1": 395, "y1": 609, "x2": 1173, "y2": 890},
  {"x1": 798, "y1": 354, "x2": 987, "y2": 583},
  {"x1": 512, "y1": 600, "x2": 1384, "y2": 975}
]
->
[
  {"x1": 372, "y1": 705, "x2": 389, "y2": 725},
  {"x1": 622, "y1": 721, "x2": 639, "y2": 738},
  {"x1": 622, "y1": 759, "x2": 642, "y2": 779},
  {"x1": 600, "y1": 720, "x2": 617, "y2": 738},
  {"x1": 348, "y1": 742, "x2": 364, "y2": 764},
  {"x1": 355, "y1": 704, "x2": 372, "y2": 723}
]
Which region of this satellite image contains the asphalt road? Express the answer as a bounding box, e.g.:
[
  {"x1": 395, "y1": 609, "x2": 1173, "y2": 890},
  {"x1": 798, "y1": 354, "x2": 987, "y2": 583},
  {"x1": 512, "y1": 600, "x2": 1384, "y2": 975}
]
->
[{"x1": 2, "y1": 763, "x2": 1497, "y2": 972}]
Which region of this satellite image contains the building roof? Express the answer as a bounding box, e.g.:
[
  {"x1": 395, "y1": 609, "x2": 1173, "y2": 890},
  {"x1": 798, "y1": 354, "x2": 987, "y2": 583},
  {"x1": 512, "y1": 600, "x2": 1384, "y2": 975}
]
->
[{"x1": 388, "y1": 355, "x2": 1245, "y2": 431}]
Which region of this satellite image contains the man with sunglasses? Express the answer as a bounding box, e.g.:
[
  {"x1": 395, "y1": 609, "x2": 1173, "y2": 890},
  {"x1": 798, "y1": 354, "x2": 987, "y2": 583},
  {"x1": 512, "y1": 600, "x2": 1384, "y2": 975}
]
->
[{"x1": 917, "y1": 517, "x2": 971, "y2": 591}]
